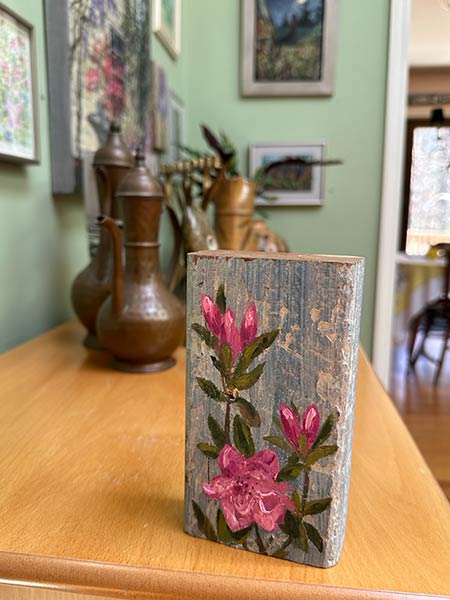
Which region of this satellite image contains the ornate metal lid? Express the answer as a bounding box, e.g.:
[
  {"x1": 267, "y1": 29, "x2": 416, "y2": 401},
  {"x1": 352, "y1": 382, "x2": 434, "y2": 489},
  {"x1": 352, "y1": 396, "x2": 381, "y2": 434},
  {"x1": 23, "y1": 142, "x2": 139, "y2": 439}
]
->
[
  {"x1": 93, "y1": 121, "x2": 133, "y2": 168},
  {"x1": 116, "y1": 149, "x2": 163, "y2": 198}
]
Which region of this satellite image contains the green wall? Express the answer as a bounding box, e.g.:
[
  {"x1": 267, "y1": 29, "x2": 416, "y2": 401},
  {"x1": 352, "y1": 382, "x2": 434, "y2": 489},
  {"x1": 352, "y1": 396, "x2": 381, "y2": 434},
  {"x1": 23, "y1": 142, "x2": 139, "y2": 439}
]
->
[
  {"x1": 0, "y1": 0, "x2": 88, "y2": 353},
  {"x1": 184, "y1": 1, "x2": 390, "y2": 351}
]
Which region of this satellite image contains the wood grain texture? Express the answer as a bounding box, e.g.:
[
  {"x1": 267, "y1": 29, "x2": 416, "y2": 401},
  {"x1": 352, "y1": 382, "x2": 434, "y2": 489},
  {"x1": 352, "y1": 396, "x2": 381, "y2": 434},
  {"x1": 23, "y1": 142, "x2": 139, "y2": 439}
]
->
[
  {"x1": 185, "y1": 251, "x2": 365, "y2": 567},
  {"x1": 0, "y1": 323, "x2": 448, "y2": 598}
]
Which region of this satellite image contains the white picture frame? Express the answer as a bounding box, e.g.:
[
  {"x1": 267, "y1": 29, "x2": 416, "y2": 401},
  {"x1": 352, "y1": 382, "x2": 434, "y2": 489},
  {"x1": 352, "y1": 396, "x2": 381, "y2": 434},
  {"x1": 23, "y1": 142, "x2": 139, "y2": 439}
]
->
[
  {"x1": 249, "y1": 142, "x2": 326, "y2": 206},
  {"x1": 167, "y1": 90, "x2": 185, "y2": 163},
  {"x1": 241, "y1": 0, "x2": 338, "y2": 97},
  {"x1": 153, "y1": 0, "x2": 181, "y2": 59}
]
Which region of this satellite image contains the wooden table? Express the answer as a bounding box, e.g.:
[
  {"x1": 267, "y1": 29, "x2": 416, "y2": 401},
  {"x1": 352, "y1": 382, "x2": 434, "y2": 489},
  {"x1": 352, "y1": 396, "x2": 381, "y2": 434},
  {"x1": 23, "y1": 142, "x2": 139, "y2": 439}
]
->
[{"x1": 0, "y1": 323, "x2": 449, "y2": 600}]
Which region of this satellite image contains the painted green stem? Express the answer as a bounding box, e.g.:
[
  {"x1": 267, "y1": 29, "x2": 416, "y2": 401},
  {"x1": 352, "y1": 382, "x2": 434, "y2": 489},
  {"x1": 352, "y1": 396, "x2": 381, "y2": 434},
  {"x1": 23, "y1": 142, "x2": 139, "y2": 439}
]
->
[{"x1": 302, "y1": 471, "x2": 310, "y2": 510}]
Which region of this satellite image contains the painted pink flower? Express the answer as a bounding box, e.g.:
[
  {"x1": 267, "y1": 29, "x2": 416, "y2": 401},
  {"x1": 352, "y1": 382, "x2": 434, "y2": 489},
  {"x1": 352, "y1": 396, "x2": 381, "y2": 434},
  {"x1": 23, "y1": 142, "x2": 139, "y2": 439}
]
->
[
  {"x1": 280, "y1": 403, "x2": 320, "y2": 452},
  {"x1": 203, "y1": 445, "x2": 295, "y2": 532},
  {"x1": 201, "y1": 295, "x2": 258, "y2": 362},
  {"x1": 85, "y1": 67, "x2": 100, "y2": 92},
  {"x1": 201, "y1": 294, "x2": 222, "y2": 337}
]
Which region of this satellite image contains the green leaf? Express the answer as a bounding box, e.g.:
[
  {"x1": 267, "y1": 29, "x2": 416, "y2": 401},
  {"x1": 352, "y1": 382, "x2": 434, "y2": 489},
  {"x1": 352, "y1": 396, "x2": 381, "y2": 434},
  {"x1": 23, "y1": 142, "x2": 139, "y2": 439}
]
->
[
  {"x1": 208, "y1": 415, "x2": 226, "y2": 450},
  {"x1": 233, "y1": 414, "x2": 255, "y2": 457},
  {"x1": 191, "y1": 323, "x2": 217, "y2": 350},
  {"x1": 277, "y1": 463, "x2": 305, "y2": 481},
  {"x1": 234, "y1": 330, "x2": 279, "y2": 376},
  {"x1": 216, "y1": 509, "x2": 233, "y2": 543},
  {"x1": 273, "y1": 415, "x2": 283, "y2": 432},
  {"x1": 280, "y1": 511, "x2": 299, "y2": 538},
  {"x1": 298, "y1": 434, "x2": 309, "y2": 457},
  {"x1": 192, "y1": 501, "x2": 217, "y2": 541},
  {"x1": 233, "y1": 363, "x2": 265, "y2": 390},
  {"x1": 272, "y1": 548, "x2": 288, "y2": 558},
  {"x1": 236, "y1": 397, "x2": 261, "y2": 427},
  {"x1": 197, "y1": 443, "x2": 220, "y2": 459},
  {"x1": 305, "y1": 445, "x2": 338, "y2": 466},
  {"x1": 217, "y1": 509, "x2": 251, "y2": 542},
  {"x1": 196, "y1": 377, "x2": 223, "y2": 401},
  {"x1": 215, "y1": 284, "x2": 226, "y2": 314},
  {"x1": 304, "y1": 522, "x2": 324, "y2": 552},
  {"x1": 297, "y1": 520, "x2": 309, "y2": 553},
  {"x1": 263, "y1": 435, "x2": 292, "y2": 453},
  {"x1": 312, "y1": 413, "x2": 336, "y2": 449},
  {"x1": 210, "y1": 355, "x2": 226, "y2": 377},
  {"x1": 303, "y1": 497, "x2": 332, "y2": 516},
  {"x1": 219, "y1": 343, "x2": 232, "y2": 374},
  {"x1": 292, "y1": 489, "x2": 302, "y2": 514}
]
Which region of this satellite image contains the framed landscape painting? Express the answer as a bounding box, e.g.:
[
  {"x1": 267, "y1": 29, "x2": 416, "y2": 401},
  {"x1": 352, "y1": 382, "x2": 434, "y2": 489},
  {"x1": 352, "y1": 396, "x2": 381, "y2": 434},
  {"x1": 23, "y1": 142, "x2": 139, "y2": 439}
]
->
[
  {"x1": 153, "y1": 0, "x2": 181, "y2": 59},
  {"x1": 250, "y1": 143, "x2": 325, "y2": 206},
  {"x1": 0, "y1": 3, "x2": 39, "y2": 163},
  {"x1": 241, "y1": 0, "x2": 338, "y2": 97}
]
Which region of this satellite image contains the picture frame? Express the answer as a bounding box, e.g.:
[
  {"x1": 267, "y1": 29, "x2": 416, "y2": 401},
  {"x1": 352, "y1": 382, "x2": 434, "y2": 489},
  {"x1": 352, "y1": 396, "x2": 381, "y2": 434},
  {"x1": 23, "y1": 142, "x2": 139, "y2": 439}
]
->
[
  {"x1": 0, "y1": 2, "x2": 40, "y2": 164},
  {"x1": 249, "y1": 142, "x2": 326, "y2": 206},
  {"x1": 241, "y1": 0, "x2": 338, "y2": 97},
  {"x1": 167, "y1": 90, "x2": 185, "y2": 163},
  {"x1": 44, "y1": 0, "x2": 151, "y2": 194},
  {"x1": 153, "y1": 0, "x2": 181, "y2": 59},
  {"x1": 151, "y1": 61, "x2": 169, "y2": 153}
]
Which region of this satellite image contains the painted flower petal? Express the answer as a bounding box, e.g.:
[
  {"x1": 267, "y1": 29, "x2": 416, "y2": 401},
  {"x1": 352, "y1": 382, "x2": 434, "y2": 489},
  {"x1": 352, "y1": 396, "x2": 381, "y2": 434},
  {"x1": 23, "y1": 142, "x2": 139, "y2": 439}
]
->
[
  {"x1": 280, "y1": 404, "x2": 301, "y2": 449},
  {"x1": 220, "y1": 308, "x2": 242, "y2": 361},
  {"x1": 301, "y1": 403, "x2": 320, "y2": 448},
  {"x1": 240, "y1": 302, "x2": 258, "y2": 349},
  {"x1": 201, "y1": 294, "x2": 222, "y2": 337}
]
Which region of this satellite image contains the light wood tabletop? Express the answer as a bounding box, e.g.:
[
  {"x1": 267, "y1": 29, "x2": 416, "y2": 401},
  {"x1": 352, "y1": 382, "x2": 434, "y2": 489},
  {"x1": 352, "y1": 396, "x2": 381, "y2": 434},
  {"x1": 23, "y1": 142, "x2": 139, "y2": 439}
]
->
[{"x1": 0, "y1": 322, "x2": 449, "y2": 600}]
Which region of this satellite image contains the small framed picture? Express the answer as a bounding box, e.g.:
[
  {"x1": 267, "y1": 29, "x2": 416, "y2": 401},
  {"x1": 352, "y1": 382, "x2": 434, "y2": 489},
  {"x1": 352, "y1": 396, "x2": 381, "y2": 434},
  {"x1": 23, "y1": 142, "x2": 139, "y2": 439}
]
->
[
  {"x1": 250, "y1": 143, "x2": 326, "y2": 206},
  {"x1": 241, "y1": 0, "x2": 338, "y2": 97},
  {"x1": 167, "y1": 91, "x2": 185, "y2": 163},
  {"x1": 153, "y1": 0, "x2": 181, "y2": 59},
  {"x1": 0, "y1": 2, "x2": 40, "y2": 163}
]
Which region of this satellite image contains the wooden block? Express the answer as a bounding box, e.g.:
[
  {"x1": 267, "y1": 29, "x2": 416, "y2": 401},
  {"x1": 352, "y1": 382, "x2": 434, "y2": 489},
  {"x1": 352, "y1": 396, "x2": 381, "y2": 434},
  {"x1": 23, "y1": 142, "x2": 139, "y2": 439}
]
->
[{"x1": 185, "y1": 250, "x2": 365, "y2": 568}]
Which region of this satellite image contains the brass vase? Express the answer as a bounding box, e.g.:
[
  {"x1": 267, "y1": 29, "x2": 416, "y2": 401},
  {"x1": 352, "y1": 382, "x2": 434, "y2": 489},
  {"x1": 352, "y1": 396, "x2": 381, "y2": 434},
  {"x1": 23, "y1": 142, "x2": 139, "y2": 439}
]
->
[
  {"x1": 71, "y1": 122, "x2": 133, "y2": 349},
  {"x1": 96, "y1": 150, "x2": 186, "y2": 373}
]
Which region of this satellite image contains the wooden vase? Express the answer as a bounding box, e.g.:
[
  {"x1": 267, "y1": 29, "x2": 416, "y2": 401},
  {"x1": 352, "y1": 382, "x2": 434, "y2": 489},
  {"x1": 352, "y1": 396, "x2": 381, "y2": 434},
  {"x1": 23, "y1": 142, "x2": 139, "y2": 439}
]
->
[{"x1": 212, "y1": 174, "x2": 257, "y2": 250}]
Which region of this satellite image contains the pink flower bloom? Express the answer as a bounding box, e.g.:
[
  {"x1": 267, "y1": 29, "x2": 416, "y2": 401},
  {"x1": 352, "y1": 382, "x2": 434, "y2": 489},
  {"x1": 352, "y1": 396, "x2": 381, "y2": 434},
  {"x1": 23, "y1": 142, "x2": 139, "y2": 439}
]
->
[
  {"x1": 203, "y1": 445, "x2": 295, "y2": 532},
  {"x1": 280, "y1": 403, "x2": 320, "y2": 452},
  {"x1": 200, "y1": 294, "x2": 259, "y2": 362},
  {"x1": 240, "y1": 303, "x2": 257, "y2": 348},
  {"x1": 201, "y1": 294, "x2": 222, "y2": 337},
  {"x1": 220, "y1": 308, "x2": 242, "y2": 361},
  {"x1": 85, "y1": 67, "x2": 100, "y2": 92}
]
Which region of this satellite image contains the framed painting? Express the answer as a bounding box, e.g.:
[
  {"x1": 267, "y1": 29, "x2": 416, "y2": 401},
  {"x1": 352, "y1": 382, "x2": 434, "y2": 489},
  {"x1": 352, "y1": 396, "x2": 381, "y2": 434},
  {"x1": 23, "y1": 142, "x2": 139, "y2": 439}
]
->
[
  {"x1": 151, "y1": 62, "x2": 169, "y2": 153},
  {"x1": 45, "y1": 0, "x2": 151, "y2": 193},
  {"x1": 0, "y1": 3, "x2": 40, "y2": 164},
  {"x1": 241, "y1": 0, "x2": 338, "y2": 97},
  {"x1": 250, "y1": 142, "x2": 326, "y2": 206},
  {"x1": 153, "y1": 0, "x2": 181, "y2": 59},
  {"x1": 167, "y1": 90, "x2": 184, "y2": 162}
]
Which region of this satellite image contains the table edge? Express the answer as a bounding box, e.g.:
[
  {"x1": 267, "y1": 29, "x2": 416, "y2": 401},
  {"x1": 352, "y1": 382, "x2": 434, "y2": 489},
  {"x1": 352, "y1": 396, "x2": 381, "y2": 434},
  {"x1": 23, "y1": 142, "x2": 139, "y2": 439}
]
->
[{"x1": 0, "y1": 551, "x2": 446, "y2": 600}]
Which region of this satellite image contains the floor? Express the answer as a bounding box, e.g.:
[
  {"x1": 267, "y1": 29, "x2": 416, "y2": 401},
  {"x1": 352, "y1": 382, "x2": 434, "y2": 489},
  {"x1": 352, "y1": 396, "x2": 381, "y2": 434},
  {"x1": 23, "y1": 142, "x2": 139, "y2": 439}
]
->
[{"x1": 390, "y1": 337, "x2": 450, "y2": 500}]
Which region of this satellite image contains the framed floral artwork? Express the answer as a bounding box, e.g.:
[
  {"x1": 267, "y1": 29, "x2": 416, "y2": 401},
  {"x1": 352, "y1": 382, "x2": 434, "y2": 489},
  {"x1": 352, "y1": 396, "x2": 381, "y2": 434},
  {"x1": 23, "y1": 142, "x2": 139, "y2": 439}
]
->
[
  {"x1": 0, "y1": 3, "x2": 40, "y2": 164},
  {"x1": 45, "y1": 0, "x2": 151, "y2": 193},
  {"x1": 241, "y1": 0, "x2": 338, "y2": 97},
  {"x1": 153, "y1": 0, "x2": 181, "y2": 59},
  {"x1": 250, "y1": 142, "x2": 326, "y2": 206}
]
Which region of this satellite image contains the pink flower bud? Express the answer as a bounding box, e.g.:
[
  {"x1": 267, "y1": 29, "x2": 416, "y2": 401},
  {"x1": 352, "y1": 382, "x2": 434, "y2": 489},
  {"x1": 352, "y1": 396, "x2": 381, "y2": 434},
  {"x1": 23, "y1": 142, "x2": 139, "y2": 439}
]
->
[
  {"x1": 280, "y1": 404, "x2": 301, "y2": 449},
  {"x1": 301, "y1": 404, "x2": 320, "y2": 448},
  {"x1": 201, "y1": 294, "x2": 222, "y2": 337},
  {"x1": 220, "y1": 308, "x2": 242, "y2": 361},
  {"x1": 240, "y1": 302, "x2": 258, "y2": 348}
]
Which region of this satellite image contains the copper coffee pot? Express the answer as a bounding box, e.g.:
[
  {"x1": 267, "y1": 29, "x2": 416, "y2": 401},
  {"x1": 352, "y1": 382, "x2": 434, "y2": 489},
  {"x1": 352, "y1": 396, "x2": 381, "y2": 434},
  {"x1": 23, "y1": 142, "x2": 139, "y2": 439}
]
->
[
  {"x1": 96, "y1": 150, "x2": 185, "y2": 372},
  {"x1": 71, "y1": 122, "x2": 133, "y2": 349}
]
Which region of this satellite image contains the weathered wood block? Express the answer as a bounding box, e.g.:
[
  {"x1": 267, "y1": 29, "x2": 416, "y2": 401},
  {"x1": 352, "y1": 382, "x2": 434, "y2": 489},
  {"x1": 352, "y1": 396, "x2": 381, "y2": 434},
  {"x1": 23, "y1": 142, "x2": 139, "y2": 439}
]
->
[{"x1": 185, "y1": 250, "x2": 365, "y2": 568}]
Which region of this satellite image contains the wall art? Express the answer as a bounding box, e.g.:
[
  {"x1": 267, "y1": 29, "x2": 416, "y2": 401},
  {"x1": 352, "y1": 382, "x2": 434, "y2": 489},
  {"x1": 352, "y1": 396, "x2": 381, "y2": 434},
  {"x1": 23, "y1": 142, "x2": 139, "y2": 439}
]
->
[
  {"x1": 0, "y1": 3, "x2": 39, "y2": 164},
  {"x1": 153, "y1": 0, "x2": 181, "y2": 59},
  {"x1": 241, "y1": 0, "x2": 338, "y2": 97},
  {"x1": 185, "y1": 250, "x2": 364, "y2": 568},
  {"x1": 250, "y1": 142, "x2": 326, "y2": 206},
  {"x1": 167, "y1": 90, "x2": 184, "y2": 162},
  {"x1": 151, "y1": 61, "x2": 168, "y2": 153},
  {"x1": 45, "y1": 0, "x2": 151, "y2": 193}
]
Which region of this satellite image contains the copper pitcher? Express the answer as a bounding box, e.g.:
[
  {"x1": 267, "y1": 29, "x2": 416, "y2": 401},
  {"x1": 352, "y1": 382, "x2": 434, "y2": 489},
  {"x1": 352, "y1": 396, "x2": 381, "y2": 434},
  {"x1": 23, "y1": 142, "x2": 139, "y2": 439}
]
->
[
  {"x1": 211, "y1": 172, "x2": 257, "y2": 250},
  {"x1": 96, "y1": 150, "x2": 185, "y2": 373},
  {"x1": 71, "y1": 122, "x2": 133, "y2": 349}
]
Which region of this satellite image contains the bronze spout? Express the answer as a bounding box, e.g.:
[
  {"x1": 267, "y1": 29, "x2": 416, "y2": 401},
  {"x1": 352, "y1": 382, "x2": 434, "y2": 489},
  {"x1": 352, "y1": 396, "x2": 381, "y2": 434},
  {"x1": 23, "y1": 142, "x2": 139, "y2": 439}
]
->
[{"x1": 98, "y1": 216, "x2": 124, "y2": 316}]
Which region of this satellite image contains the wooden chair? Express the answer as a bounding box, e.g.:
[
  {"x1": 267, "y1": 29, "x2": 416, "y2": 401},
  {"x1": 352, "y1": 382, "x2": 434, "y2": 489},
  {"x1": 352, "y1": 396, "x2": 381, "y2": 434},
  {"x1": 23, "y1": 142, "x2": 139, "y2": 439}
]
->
[{"x1": 408, "y1": 244, "x2": 450, "y2": 385}]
